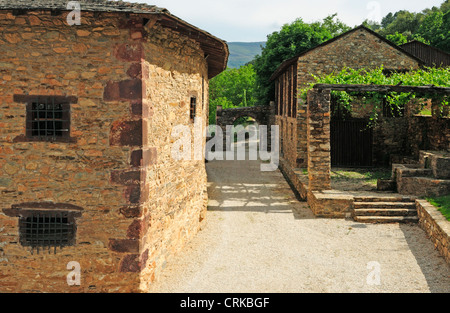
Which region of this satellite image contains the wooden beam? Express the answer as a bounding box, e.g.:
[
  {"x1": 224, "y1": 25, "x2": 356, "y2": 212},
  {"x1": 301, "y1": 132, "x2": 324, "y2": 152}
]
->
[{"x1": 313, "y1": 84, "x2": 450, "y2": 95}]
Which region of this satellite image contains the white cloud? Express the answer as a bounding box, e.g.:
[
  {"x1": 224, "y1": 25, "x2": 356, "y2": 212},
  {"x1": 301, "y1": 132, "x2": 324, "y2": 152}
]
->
[{"x1": 136, "y1": 0, "x2": 444, "y2": 41}]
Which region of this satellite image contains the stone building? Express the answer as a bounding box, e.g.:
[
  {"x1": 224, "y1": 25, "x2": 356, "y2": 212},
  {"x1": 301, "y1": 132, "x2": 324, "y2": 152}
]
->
[
  {"x1": 0, "y1": 0, "x2": 228, "y2": 292},
  {"x1": 270, "y1": 25, "x2": 423, "y2": 172}
]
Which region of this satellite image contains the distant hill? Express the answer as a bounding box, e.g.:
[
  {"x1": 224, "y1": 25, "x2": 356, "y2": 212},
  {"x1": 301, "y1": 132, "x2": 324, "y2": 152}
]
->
[{"x1": 227, "y1": 42, "x2": 265, "y2": 68}]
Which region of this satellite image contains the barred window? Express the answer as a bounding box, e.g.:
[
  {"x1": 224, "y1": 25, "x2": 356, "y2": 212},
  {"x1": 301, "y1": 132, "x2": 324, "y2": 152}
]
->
[
  {"x1": 3, "y1": 202, "x2": 83, "y2": 255},
  {"x1": 19, "y1": 211, "x2": 76, "y2": 254},
  {"x1": 26, "y1": 97, "x2": 70, "y2": 141},
  {"x1": 190, "y1": 97, "x2": 197, "y2": 122}
]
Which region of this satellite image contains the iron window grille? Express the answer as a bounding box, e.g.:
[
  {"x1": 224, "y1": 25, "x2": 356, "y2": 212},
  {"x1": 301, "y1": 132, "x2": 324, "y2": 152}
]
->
[
  {"x1": 26, "y1": 97, "x2": 71, "y2": 141},
  {"x1": 190, "y1": 97, "x2": 197, "y2": 122},
  {"x1": 19, "y1": 211, "x2": 76, "y2": 254}
]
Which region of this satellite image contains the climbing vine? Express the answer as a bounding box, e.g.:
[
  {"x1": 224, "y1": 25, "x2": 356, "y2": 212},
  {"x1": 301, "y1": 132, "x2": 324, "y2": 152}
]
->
[{"x1": 300, "y1": 66, "x2": 450, "y2": 125}]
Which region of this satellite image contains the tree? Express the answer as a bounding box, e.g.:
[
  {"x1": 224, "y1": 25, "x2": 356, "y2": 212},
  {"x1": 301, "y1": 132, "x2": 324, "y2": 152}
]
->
[
  {"x1": 441, "y1": 0, "x2": 450, "y2": 13},
  {"x1": 252, "y1": 14, "x2": 350, "y2": 105},
  {"x1": 386, "y1": 32, "x2": 409, "y2": 45},
  {"x1": 377, "y1": 1, "x2": 450, "y2": 52},
  {"x1": 381, "y1": 12, "x2": 395, "y2": 28},
  {"x1": 378, "y1": 10, "x2": 424, "y2": 41},
  {"x1": 416, "y1": 10, "x2": 450, "y2": 52},
  {"x1": 209, "y1": 64, "x2": 257, "y2": 124}
]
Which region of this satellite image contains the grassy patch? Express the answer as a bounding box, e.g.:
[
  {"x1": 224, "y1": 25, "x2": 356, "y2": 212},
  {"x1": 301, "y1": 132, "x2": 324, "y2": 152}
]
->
[
  {"x1": 331, "y1": 168, "x2": 391, "y2": 186},
  {"x1": 426, "y1": 195, "x2": 450, "y2": 221}
]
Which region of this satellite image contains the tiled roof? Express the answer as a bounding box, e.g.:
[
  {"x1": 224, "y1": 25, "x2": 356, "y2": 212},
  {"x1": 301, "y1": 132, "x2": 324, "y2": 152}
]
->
[{"x1": 0, "y1": 0, "x2": 168, "y2": 14}]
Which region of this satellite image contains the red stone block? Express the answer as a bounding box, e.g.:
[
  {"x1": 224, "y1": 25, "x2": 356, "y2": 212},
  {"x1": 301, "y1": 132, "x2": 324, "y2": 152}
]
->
[
  {"x1": 127, "y1": 219, "x2": 142, "y2": 239},
  {"x1": 119, "y1": 79, "x2": 142, "y2": 101},
  {"x1": 113, "y1": 43, "x2": 143, "y2": 62},
  {"x1": 108, "y1": 239, "x2": 139, "y2": 253},
  {"x1": 127, "y1": 63, "x2": 142, "y2": 79},
  {"x1": 119, "y1": 254, "x2": 140, "y2": 273},
  {"x1": 110, "y1": 169, "x2": 141, "y2": 185},
  {"x1": 110, "y1": 119, "x2": 143, "y2": 147}
]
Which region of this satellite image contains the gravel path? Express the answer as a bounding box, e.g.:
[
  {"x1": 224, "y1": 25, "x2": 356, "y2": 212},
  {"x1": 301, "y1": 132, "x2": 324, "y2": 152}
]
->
[{"x1": 149, "y1": 156, "x2": 450, "y2": 293}]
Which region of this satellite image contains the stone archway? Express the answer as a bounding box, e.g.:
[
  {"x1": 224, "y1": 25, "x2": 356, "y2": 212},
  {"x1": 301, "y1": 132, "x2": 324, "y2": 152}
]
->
[
  {"x1": 216, "y1": 105, "x2": 273, "y2": 128},
  {"x1": 215, "y1": 104, "x2": 275, "y2": 150}
]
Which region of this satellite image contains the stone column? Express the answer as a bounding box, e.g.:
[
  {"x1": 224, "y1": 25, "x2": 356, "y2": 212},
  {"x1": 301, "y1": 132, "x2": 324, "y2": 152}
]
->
[
  {"x1": 297, "y1": 98, "x2": 308, "y2": 168},
  {"x1": 307, "y1": 89, "x2": 332, "y2": 191}
]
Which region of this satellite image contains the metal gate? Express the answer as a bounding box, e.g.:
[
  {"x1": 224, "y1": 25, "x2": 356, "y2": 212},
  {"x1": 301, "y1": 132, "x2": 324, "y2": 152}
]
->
[{"x1": 331, "y1": 118, "x2": 373, "y2": 167}]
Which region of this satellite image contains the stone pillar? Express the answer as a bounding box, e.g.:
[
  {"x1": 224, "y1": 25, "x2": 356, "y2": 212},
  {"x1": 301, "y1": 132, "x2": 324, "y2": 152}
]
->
[
  {"x1": 296, "y1": 98, "x2": 308, "y2": 168},
  {"x1": 307, "y1": 89, "x2": 331, "y2": 191}
]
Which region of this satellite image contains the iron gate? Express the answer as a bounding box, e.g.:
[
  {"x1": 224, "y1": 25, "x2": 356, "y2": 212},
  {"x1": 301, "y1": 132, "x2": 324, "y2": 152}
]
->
[{"x1": 331, "y1": 118, "x2": 373, "y2": 167}]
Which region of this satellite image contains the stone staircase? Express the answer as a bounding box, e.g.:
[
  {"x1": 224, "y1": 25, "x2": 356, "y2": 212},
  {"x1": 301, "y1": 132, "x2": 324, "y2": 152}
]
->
[{"x1": 352, "y1": 195, "x2": 418, "y2": 224}]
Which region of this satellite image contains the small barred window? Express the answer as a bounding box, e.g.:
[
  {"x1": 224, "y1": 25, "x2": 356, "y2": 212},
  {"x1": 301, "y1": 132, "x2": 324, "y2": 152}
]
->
[
  {"x1": 190, "y1": 97, "x2": 197, "y2": 122},
  {"x1": 19, "y1": 211, "x2": 77, "y2": 254},
  {"x1": 26, "y1": 97, "x2": 71, "y2": 141}
]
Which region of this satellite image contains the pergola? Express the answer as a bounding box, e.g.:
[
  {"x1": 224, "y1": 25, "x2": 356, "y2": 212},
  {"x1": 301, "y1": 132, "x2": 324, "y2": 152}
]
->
[{"x1": 306, "y1": 83, "x2": 450, "y2": 192}]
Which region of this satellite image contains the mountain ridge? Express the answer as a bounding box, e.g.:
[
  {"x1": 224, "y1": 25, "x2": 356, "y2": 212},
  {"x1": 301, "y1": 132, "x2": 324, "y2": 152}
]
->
[{"x1": 227, "y1": 41, "x2": 265, "y2": 68}]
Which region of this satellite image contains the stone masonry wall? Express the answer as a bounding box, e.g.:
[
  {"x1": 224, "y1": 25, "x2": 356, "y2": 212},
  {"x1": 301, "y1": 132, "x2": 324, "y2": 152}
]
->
[
  {"x1": 295, "y1": 28, "x2": 421, "y2": 167},
  {"x1": 306, "y1": 89, "x2": 331, "y2": 191},
  {"x1": 138, "y1": 22, "x2": 209, "y2": 292},
  {"x1": 0, "y1": 10, "x2": 142, "y2": 292},
  {"x1": 407, "y1": 116, "x2": 450, "y2": 158},
  {"x1": 416, "y1": 200, "x2": 450, "y2": 264},
  {"x1": 0, "y1": 10, "x2": 210, "y2": 293}
]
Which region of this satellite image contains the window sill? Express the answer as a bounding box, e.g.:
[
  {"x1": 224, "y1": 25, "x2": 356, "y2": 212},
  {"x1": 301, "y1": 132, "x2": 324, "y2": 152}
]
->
[{"x1": 12, "y1": 134, "x2": 77, "y2": 143}]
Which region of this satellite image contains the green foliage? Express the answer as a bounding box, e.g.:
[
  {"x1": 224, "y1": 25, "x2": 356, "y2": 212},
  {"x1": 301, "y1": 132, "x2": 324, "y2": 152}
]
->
[
  {"x1": 378, "y1": 10, "x2": 424, "y2": 39},
  {"x1": 300, "y1": 66, "x2": 450, "y2": 125},
  {"x1": 377, "y1": 1, "x2": 450, "y2": 52},
  {"x1": 417, "y1": 10, "x2": 450, "y2": 52},
  {"x1": 252, "y1": 14, "x2": 351, "y2": 105},
  {"x1": 208, "y1": 64, "x2": 257, "y2": 124},
  {"x1": 427, "y1": 195, "x2": 450, "y2": 221},
  {"x1": 386, "y1": 32, "x2": 409, "y2": 45}
]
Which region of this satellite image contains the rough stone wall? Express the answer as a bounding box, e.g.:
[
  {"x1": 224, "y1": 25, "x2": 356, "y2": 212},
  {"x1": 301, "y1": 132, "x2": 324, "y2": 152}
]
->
[
  {"x1": 416, "y1": 200, "x2": 450, "y2": 264},
  {"x1": 0, "y1": 10, "x2": 143, "y2": 292},
  {"x1": 138, "y1": 22, "x2": 209, "y2": 292},
  {"x1": 296, "y1": 29, "x2": 420, "y2": 89},
  {"x1": 306, "y1": 89, "x2": 331, "y2": 191},
  {"x1": 294, "y1": 28, "x2": 421, "y2": 167},
  {"x1": 407, "y1": 116, "x2": 450, "y2": 158},
  {"x1": 0, "y1": 10, "x2": 210, "y2": 293}
]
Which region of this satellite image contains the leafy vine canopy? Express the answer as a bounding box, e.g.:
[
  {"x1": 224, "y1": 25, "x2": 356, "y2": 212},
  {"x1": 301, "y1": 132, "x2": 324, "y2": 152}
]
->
[{"x1": 300, "y1": 66, "x2": 450, "y2": 124}]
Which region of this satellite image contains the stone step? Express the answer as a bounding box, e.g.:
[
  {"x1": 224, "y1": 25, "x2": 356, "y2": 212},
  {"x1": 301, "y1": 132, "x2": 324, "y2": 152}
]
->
[
  {"x1": 353, "y1": 201, "x2": 416, "y2": 209},
  {"x1": 353, "y1": 216, "x2": 419, "y2": 224},
  {"x1": 353, "y1": 196, "x2": 416, "y2": 203},
  {"x1": 352, "y1": 208, "x2": 417, "y2": 217}
]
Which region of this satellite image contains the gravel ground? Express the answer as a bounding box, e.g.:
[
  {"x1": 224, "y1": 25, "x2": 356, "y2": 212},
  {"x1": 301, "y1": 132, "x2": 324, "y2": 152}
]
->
[{"x1": 148, "y1": 155, "x2": 450, "y2": 293}]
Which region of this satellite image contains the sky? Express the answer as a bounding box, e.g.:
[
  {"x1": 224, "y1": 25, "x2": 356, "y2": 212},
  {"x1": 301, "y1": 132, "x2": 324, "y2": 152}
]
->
[{"x1": 134, "y1": 0, "x2": 445, "y2": 42}]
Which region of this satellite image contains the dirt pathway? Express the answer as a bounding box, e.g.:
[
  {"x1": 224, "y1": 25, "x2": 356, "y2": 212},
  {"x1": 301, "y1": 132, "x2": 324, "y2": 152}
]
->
[{"x1": 148, "y1": 156, "x2": 450, "y2": 293}]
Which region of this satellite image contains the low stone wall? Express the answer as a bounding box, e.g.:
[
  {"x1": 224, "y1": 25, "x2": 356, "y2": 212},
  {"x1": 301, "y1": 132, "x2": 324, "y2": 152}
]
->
[
  {"x1": 307, "y1": 190, "x2": 354, "y2": 218},
  {"x1": 278, "y1": 157, "x2": 308, "y2": 200},
  {"x1": 416, "y1": 200, "x2": 450, "y2": 264},
  {"x1": 407, "y1": 116, "x2": 450, "y2": 158}
]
